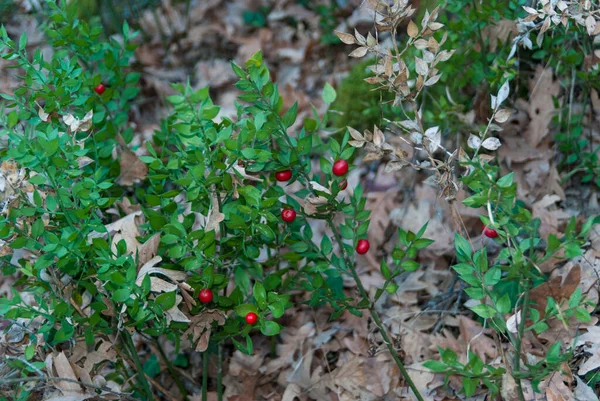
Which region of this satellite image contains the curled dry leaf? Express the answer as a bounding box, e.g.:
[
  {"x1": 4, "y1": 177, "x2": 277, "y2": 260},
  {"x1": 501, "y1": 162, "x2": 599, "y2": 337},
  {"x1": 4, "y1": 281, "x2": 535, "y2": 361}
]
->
[
  {"x1": 88, "y1": 211, "x2": 144, "y2": 256},
  {"x1": 62, "y1": 110, "x2": 93, "y2": 133},
  {"x1": 135, "y1": 256, "x2": 188, "y2": 292},
  {"x1": 165, "y1": 295, "x2": 191, "y2": 324},
  {"x1": 424, "y1": 126, "x2": 440, "y2": 152},
  {"x1": 232, "y1": 163, "x2": 263, "y2": 182},
  {"x1": 206, "y1": 192, "x2": 225, "y2": 233},
  {"x1": 309, "y1": 181, "x2": 332, "y2": 195},
  {"x1": 37, "y1": 103, "x2": 50, "y2": 122},
  {"x1": 183, "y1": 310, "x2": 227, "y2": 352},
  {"x1": 76, "y1": 156, "x2": 94, "y2": 169},
  {"x1": 495, "y1": 80, "x2": 510, "y2": 108}
]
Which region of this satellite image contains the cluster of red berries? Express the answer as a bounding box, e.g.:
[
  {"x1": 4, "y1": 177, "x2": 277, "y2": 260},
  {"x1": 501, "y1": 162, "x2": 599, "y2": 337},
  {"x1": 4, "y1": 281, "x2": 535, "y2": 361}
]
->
[
  {"x1": 277, "y1": 160, "x2": 369, "y2": 255},
  {"x1": 198, "y1": 288, "x2": 258, "y2": 325}
]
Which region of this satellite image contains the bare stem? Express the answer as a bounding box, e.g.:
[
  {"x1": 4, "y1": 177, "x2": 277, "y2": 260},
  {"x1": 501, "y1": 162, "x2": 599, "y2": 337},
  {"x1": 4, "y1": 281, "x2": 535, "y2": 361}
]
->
[
  {"x1": 202, "y1": 351, "x2": 209, "y2": 401},
  {"x1": 513, "y1": 283, "x2": 530, "y2": 401},
  {"x1": 327, "y1": 219, "x2": 424, "y2": 401}
]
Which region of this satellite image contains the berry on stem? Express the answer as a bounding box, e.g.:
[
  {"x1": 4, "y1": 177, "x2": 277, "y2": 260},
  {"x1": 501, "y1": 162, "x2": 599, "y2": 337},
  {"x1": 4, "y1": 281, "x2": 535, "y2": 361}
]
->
[
  {"x1": 332, "y1": 160, "x2": 349, "y2": 176},
  {"x1": 339, "y1": 179, "x2": 348, "y2": 190},
  {"x1": 483, "y1": 226, "x2": 499, "y2": 238},
  {"x1": 198, "y1": 289, "x2": 213, "y2": 304},
  {"x1": 281, "y1": 208, "x2": 296, "y2": 223},
  {"x1": 94, "y1": 83, "x2": 106, "y2": 95},
  {"x1": 245, "y1": 312, "x2": 258, "y2": 325},
  {"x1": 356, "y1": 239, "x2": 370, "y2": 254},
  {"x1": 275, "y1": 170, "x2": 292, "y2": 182}
]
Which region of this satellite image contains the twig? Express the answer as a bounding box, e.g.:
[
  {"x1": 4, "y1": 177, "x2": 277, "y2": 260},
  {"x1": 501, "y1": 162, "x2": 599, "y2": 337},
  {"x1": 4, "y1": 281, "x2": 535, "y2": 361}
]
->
[{"x1": 0, "y1": 376, "x2": 137, "y2": 400}]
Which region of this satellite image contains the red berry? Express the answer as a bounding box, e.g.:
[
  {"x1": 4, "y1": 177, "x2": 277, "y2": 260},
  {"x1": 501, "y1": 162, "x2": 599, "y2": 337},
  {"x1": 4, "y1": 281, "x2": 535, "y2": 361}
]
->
[
  {"x1": 339, "y1": 179, "x2": 348, "y2": 190},
  {"x1": 275, "y1": 170, "x2": 292, "y2": 182},
  {"x1": 356, "y1": 239, "x2": 370, "y2": 254},
  {"x1": 94, "y1": 83, "x2": 106, "y2": 95},
  {"x1": 199, "y1": 289, "x2": 213, "y2": 304},
  {"x1": 332, "y1": 160, "x2": 349, "y2": 176},
  {"x1": 245, "y1": 312, "x2": 258, "y2": 325},
  {"x1": 281, "y1": 208, "x2": 296, "y2": 223},
  {"x1": 483, "y1": 226, "x2": 499, "y2": 238}
]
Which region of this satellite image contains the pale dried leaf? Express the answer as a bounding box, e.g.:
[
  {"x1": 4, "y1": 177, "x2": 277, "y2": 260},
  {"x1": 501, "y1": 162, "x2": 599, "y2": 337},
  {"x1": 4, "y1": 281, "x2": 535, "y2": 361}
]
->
[
  {"x1": 467, "y1": 134, "x2": 482, "y2": 149},
  {"x1": 335, "y1": 31, "x2": 356, "y2": 44},
  {"x1": 135, "y1": 256, "x2": 188, "y2": 289},
  {"x1": 424, "y1": 74, "x2": 441, "y2": 86},
  {"x1": 309, "y1": 181, "x2": 332, "y2": 195},
  {"x1": 373, "y1": 126, "x2": 384, "y2": 147},
  {"x1": 38, "y1": 104, "x2": 50, "y2": 122},
  {"x1": 407, "y1": 20, "x2": 418, "y2": 38},
  {"x1": 496, "y1": 80, "x2": 510, "y2": 107},
  {"x1": 349, "y1": 46, "x2": 369, "y2": 58},
  {"x1": 348, "y1": 126, "x2": 364, "y2": 141},
  {"x1": 494, "y1": 108, "x2": 512, "y2": 123},
  {"x1": 585, "y1": 15, "x2": 597, "y2": 35},
  {"x1": 415, "y1": 57, "x2": 428, "y2": 76},
  {"x1": 481, "y1": 137, "x2": 501, "y2": 150},
  {"x1": 53, "y1": 352, "x2": 82, "y2": 394}
]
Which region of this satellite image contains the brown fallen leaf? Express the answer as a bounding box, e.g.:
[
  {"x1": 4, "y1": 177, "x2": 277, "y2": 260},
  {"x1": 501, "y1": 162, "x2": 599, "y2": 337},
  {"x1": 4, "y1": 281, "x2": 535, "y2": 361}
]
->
[
  {"x1": 525, "y1": 66, "x2": 560, "y2": 147},
  {"x1": 529, "y1": 264, "x2": 581, "y2": 317},
  {"x1": 117, "y1": 148, "x2": 148, "y2": 186}
]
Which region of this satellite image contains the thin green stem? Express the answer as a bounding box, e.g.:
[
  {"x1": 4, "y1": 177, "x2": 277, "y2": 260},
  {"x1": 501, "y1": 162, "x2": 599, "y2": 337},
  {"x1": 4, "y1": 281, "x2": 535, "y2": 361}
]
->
[
  {"x1": 121, "y1": 331, "x2": 153, "y2": 400},
  {"x1": 513, "y1": 283, "x2": 530, "y2": 401},
  {"x1": 217, "y1": 345, "x2": 224, "y2": 401},
  {"x1": 202, "y1": 351, "x2": 209, "y2": 401},
  {"x1": 327, "y1": 220, "x2": 424, "y2": 401},
  {"x1": 155, "y1": 339, "x2": 187, "y2": 398}
]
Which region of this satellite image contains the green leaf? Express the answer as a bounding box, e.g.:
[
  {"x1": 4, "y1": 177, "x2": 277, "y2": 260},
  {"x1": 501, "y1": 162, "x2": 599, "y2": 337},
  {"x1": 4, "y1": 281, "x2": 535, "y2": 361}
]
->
[
  {"x1": 575, "y1": 307, "x2": 592, "y2": 323},
  {"x1": 470, "y1": 304, "x2": 496, "y2": 319},
  {"x1": 322, "y1": 82, "x2": 337, "y2": 104},
  {"x1": 112, "y1": 289, "x2": 130, "y2": 303},
  {"x1": 260, "y1": 320, "x2": 281, "y2": 336},
  {"x1": 239, "y1": 186, "x2": 262, "y2": 207},
  {"x1": 268, "y1": 300, "x2": 285, "y2": 318},
  {"x1": 463, "y1": 377, "x2": 478, "y2": 397},
  {"x1": 423, "y1": 360, "x2": 447, "y2": 372},
  {"x1": 497, "y1": 172, "x2": 514, "y2": 188},
  {"x1": 496, "y1": 293, "x2": 511, "y2": 314},
  {"x1": 235, "y1": 303, "x2": 258, "y2": 317},
  {"x1": 454, "y1": 234, "x2": 472, "y2": 261},
  {"x1": 253, "y1": 282, "x2": 267, "y2": 310},
  {"x1": 283, "y1": 102, "x2": 298, "y2": 128},
  {"x1": 155, "y1": 291, "x2": 176, "y2": 310},
  {"x1": 380, "y1": 260, "x2": 391, "y2": 280},
  {"x1": 321, "y1": 235, "x2": 332, "y2": 256},
  {"x1": 18, "y1": 32, "x2": 27, "y2": 51},
  {"x1": 401, "y1": 260, "x2": 419, "y2": 272}
]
